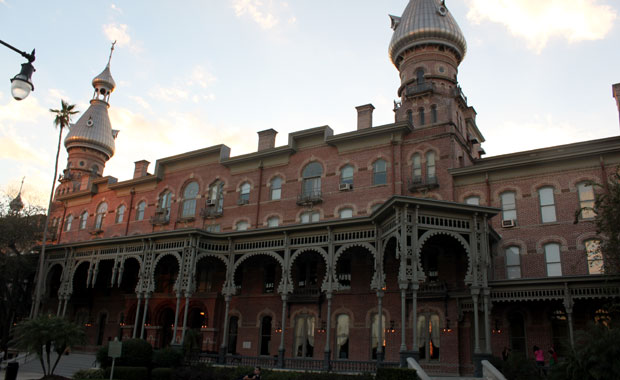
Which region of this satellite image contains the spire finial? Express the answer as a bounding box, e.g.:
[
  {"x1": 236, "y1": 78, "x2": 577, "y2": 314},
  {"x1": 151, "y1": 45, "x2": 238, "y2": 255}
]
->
[
  {"x1": 107, "y1": 41, "x2": 116, "y2": 66},
  {"x1": 18, "y1": 176, "x2": 25, "y2": 195}
]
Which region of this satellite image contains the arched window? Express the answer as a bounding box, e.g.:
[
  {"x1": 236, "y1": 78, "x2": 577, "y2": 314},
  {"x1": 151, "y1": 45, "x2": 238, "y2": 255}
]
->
[
  {"x1": 340, "y1": 165, "x2": 354, "y2": 185},
  {"x1": 136, "y1": 201, "x2": 146, "y2": 221},
  {"x1": 431, "y1": 105, "x2": 438, "y2": 123},
  {"x1": 270, "y1": 177, "x2": 282, "y2": 200},
  {"x1": 339, "y1": 208, "x2": 353, "y2": 219},
  {"x1": 95, "y1": 202, "x2": 108, "y2": 229},
  {"x1": 181, "y1": 181, "x2": 199, "y2": 218},
  {"x1": 267, "y1": 216, "x2": 279, "y2": 227},
  {"x1": 260, "y1": 316, "x2": 272, "y2": 356},
  {"x1": 416, "y1": 68, "x2": 425, "y2": 84},
  {"x1": 425, "y1": 152, "x2": 436, "y2": 182},
  {"x1": 585, "y1": 239, "x2": 603, "y2": 274},
  {"x1": 208, "y1": 181, "x2": 224, "y2": 213},
  {"x1": 407, "y1": 109, "x2": 413, "y2": 125},
  {"x1": 116, "y1": 205, "x2": 126, "y2": 223},
  {"x1": 508, "y1": 312, "x2": 526, "y2": 354},
  {"x1": 300, "y1": 211, "x2": 320, "y2": 224},
  {"x1": 228, "y1": 316, "x2": 239, "y2": 354},
  {"x1": 412, "y1": 154, "x2": 422, "y2": 182},
  {"x1": 302, "y1": 162, "x2": 323, "y2": 198},
  {"x1": 373, "y1": 159, "x2": 387, "y2": 185},
  {"x1": 465, "y1": 196, "x2": 480, "y2": 205},
  {"x1": 79, "y1": 211, "x2": 88, "y2": 230},
  {"x1": 577, "y1": 182, "x2": 595, "y2": 219},
  {"x1": 236, "y1": 220, "x2": 249, "y2": 231},
  {"x1": 505, "y1": 246, "x2": 521, "y2": 279},
  {"x1": 417, "y1": 313, "x2": 440, "y2": 360},
  {"x1": 239, "y1": 182, "x2": 250, "y2": 204},
  {"x1": 544, "y1": 243, "x2": 562, "y2": 276},
  {"x1": 500, "y1": 192, "x2": 516, "y2": 221},
  {"x1": 158, "y1": 191, "x2": 172, "y2": 222},
  {"x1": 64, "y1": 214, "x2": 73, "y2": 232},
  {"x1": 336, "y1": 314, "x2": 350, "y2": 359},
  {"x1": 371, "y1": 313, "x2": 386, "y2": 359},
  {"x1": 539, "y1": 187, "x2": 556, "y2": 223},
  {"x1": 418, "y1": 107, "x2": 425, "y2": 126},
  {"x1": 293, "y1": 314, "x2": 315, "y2": 357}
]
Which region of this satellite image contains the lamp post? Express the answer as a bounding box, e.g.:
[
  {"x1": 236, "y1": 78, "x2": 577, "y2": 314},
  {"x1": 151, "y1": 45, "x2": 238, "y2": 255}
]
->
[{"x1": 0, "y1": 39, "x2": 36, "y2": 100}]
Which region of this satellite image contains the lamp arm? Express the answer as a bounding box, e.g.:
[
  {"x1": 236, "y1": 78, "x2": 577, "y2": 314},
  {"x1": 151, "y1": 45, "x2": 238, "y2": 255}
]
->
[{"x1": 0, "y1": 40, "x2": 35, "y2": 62}]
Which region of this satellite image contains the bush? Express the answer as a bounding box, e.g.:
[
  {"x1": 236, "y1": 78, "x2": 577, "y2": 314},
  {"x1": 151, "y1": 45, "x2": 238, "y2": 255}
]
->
[
  {"x1": 498, "y1": 352, "x2": 543, "y2": 380},
  {"x1": 376, "y1": 367, "x2": 418, "y2": 380},
  {"x1": 153, "y1": 347, "x2": 184, "y2": 368},
  {"x1": 152, "y1": 368, "x2": 174, "y2": 380},
  {"x1": 103, "y1": 366, "x2": 149, "y2": 380},
  {"x1": 97, "y1": 339, "x2": 153, "y2": 368},
  {"x1": 72, "y1": 368, "x2": 106, "y2": 379}
]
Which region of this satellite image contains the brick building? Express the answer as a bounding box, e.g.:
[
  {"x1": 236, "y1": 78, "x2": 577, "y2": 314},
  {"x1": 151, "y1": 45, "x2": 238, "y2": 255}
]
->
[{"x1": 38, "y1": 0, "x2": 620, "y2": 376}]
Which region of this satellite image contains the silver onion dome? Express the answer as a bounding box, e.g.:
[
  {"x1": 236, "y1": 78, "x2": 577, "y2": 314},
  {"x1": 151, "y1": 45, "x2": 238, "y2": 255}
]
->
[
  {"x1": 92, "y1": 64, "x2": 116, "y2": 94},
  {"x1": 64, "y1": 99, "x2": 116, "y2": 159},
  {"x1": 389, "y1": 0, "x2": 467, "y2": 67}
]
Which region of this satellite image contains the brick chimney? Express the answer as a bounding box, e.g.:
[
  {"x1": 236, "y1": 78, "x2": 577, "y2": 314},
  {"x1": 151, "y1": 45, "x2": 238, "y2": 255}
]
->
[
  {"x1": 356, "y1": 104, "x2": 375, "y2": 130},
  {"x1": 613, "y1": 83, "x2": 620, "y2": 127},
  {"x1": 257, "y1": 129, "x2": 277, "y2": 151},
  {"x1": 133, "y1": 160, "x2": 150, "y2": 179}
]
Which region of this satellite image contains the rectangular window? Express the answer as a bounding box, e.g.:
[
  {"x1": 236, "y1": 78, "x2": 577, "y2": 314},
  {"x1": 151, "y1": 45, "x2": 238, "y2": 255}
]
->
[
  {"x1": 505, "y1": 246, "x2": 521, "y2": 279},
  {"x1": 539, "y1": 187, "x2": 557, "y2": 223},
  {"x1": 578, "y1": 183, "x2": 596, "y2": 219},
  {"x1": 500, "y1": 192, "x2": 517, "y2": 221},
  {"x1": 585, "y1": 240, "x2": 604, "y2": 274},
  {"x1": 263, "y1": 264, "x2": 275, "y2": 293},
  {"x1": 465, "y1": 196, "x2": 480, "y2": 205},
  {"x1": 301, "y1": 211, "x2": 319, "y2": 224},
  {"x1": 544, "y1": 243, "x2": 562, "y2": 277},
  {"x1": 206, "y1": 224, "x2": 220, "y2": 233}
]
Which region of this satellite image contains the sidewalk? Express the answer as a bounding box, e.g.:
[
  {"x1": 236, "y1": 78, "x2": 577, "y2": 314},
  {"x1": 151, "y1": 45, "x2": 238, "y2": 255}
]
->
[{"x1": 1, "y1": 352, "x2": 97, "y2": 380}]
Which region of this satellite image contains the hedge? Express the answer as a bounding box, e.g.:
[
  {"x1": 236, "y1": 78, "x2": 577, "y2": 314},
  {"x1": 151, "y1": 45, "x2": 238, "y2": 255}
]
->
[
  {"x1": 152, "y1": 367, "x2": 174, "y2": 380},
  {"x1": 103, "y1": 366, "x2": 149, "y2": 380},
  {"x1": 376, "y1": 367, "x2": 418, "y2": 380}
]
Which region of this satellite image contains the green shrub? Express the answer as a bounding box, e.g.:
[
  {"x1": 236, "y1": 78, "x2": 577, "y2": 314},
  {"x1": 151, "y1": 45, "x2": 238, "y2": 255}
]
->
[
  {"x1": 97, "y1": 339, "x2": 153, "y2": 368},
  {"x1": 153, "y1": 347, "x2": 184, "y2": 368},
  {"x1": 72, "y1": 368, "x2": 106, "y2": 379},
  {"x1": 103, "y1": 366, "x2": 149, "y2": 380},
  {"x1": 152, "y1": 368, "x2": 174, "y2": 380},
  {"x1": 498, "y1": 352, "x2": 543, "y2": 380},
  {"x1": 376, "y1": 367, "x2": 418, "y2": 380}
]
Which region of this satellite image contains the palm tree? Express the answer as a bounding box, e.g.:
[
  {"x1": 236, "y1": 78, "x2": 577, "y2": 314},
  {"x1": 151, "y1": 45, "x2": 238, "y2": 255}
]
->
[{"x1": 32, "y1": 100, "x2": 79, "y2": 317}]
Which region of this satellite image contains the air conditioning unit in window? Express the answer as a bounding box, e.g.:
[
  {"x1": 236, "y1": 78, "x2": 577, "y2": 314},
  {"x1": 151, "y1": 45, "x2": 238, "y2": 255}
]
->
[
  {"x1": 502, "y1": 219, "x2": 516, "y2": 228},
  {"x1": 339, "y1": 183, "x2": 352, "y2": 191},
  {"x1": 205, "y1": 199, "x2": 216, "y2": 207}
]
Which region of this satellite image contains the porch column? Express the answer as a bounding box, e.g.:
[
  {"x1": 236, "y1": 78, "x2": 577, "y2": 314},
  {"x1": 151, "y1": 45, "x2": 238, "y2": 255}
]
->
[
  {"x1": 563, "y1": 285, "x2": 575, "y2": 347},
  {"x1": 56, "y1": 295, "x2": 63, "y2": 317},
  {"x1": 323, "y1": 292, "x2": 333, "y2": 371},
  {"x1": 140, "y1": 293, "x2": 151, "y2": 339},
  {"x1": 411, "y1": 283, "x2": 419, "y2": 358},
  {"x1": 376, "y1": 290, "x2": 384, "y2": 363},
  {"x1": 483, "y1": 289, "x2": 491, "y2": 354},
  {"x1": 181, "y1": 292, "x2": 191, "y2": 344},
  {"x1": 132, "y1": 293, "x2": 142, "y2": 338},
  {"x1": 472, "y1": 290, "x2": 480, "y2": 354},
  {"x1": 278, "y1": 294, "x2": 288, "y2": 368},
  {"x1": 171, "y1": 292, "x2": 182, "y2": 345},
  {"x1": 218, "y1": 294, "x2": 231, "y2": 364},
  {"x1": 400, "y1": 287, "x2": 407, "y2": 352},
  {"x1": 61, "y1": 294, "x2": 70, "y2": 317}
]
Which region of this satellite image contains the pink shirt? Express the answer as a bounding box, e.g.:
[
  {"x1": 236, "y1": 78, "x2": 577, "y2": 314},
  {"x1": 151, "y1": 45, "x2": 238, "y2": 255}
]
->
[{"x1": 535, "y1": 349, "x2": 544, "y2": 362}]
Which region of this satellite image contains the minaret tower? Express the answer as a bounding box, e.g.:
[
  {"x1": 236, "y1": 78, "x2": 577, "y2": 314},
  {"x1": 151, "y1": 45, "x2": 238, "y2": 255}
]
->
[
  {"x1": 62, "y1": 43, "x2": 119, "y2": 188},
  {"x1": 389, "y1": 0, "x2": 483, "y2": 159}
]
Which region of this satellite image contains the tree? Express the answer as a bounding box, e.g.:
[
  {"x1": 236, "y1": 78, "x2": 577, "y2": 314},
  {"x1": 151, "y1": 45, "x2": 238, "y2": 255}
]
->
[
  {"x1": 33, "y1": 100, "x2": 79, "y2": 317},
  {"x1": 12, "y1": 315, "x2": 86, "y2": 377}
]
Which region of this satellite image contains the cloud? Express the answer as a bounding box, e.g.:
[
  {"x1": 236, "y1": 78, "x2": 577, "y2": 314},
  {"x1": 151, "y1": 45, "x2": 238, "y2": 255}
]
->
[
  {"x1": 102, "y1": 23, "x2": 142, "y2": 53},
  {"x1": 466, "y1": 0, "x2": 617, "y2": 53},
  {"x1": 129, "y1": 96, "x2": 152, "y2": 111},
  {"x1": 110, "y1": 4, "x2": 123, "y2": 14},
  {"x1": 189, "y1": 66, "x2": 217, "y2": 89},
  {"x1": 148, "y1": 65, "x2": 217, "y2": 103},
  {"x1": 231, "y1": 0, "x2": 296, "y2": 30}
]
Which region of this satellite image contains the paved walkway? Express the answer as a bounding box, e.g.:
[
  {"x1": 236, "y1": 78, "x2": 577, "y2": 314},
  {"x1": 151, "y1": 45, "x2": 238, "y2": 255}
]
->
[{"x1": 1, "y1": 352, "x2": 97, "y2": 380}]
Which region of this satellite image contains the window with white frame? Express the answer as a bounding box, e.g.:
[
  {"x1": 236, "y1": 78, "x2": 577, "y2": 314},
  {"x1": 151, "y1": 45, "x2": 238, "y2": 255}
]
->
[
  {"x1": 270, "y1": 177, "x2": 282, "y2": 200},
  {"x1": 302, "y1": 162, "x2": 323, "y2": 198},
  {"x1": 158, "y1": 191, "x2": 172, "y2": 221},
  {"x1": 371, "y1": 313, "x2": 386, "y2": 360},
  {"x1": 181, "y1": 181, "x2": 199, "y2": 217},
  {"x1": 300, "y1": 211, "x2": 319, "y2": 224},
  {"x1": 79, "y1": 211, "x2": 88, "y2": 229},
  {"x1": 465, "y1": 196, "x2": 480, "y2": 205},
  {"x1": 65, "y1": 214, "x2": 73, "y2": 231},
  {"x1": 335, "y1": 314, "x2": 350, "y2": 359},
  {"x1": 206, "y1": 224, "x2": 220, "y2": 233},
  {"x1": 339, "y1": 208, "x2": 353, "y2": 219},
  {"x1": 116, "y1": 205, "x2": 126, "y2": 223},
  {"x1": 505, "y1": 246, "x2": 521, "y2": 279},
  {"x1": 412, "y1": 154, "x2": 422, "y2": 182},
  {"x1": 373, "y1": 159, "x2": 387, "y2": 185},
  {"x1": 136, "y1": 201, "x2": 146, "y2": 221},
  {"x1": 544, "y1": 243, "x2": 562, "y2": 277},
  {"x1": 235, "y1": 221, "x2": 249, "y2": 231},
  {"x1": 426, "y1": 152, "x2": 436, "y2": 182},
  {"x1": 577, "y1": 182, "x2": 596, "y2": 219},
  {"x1": 539, "y1": 187, "x2": 556, "y2": 223},
  {"x1": 341, "y1": 165, "x2": 354, "y2": 185},
  {"x1": 239, "y1": 182, "x2": 250, "y2": 203},
  {"x1": 95, "y1": 202, "x2": 108, "y2": 229},
  {"x1": 208, "y1": 181, "x2": 224, "y2": 213},
  {"x1": 500, "y1": 192, "x2": 516, "y2": 221},
  {"x1": 267, "y1": 216, "x2": 279, "y2": 227},
  {"x1": 585, "y1": 239, "x2": 603, "y2": 274}
]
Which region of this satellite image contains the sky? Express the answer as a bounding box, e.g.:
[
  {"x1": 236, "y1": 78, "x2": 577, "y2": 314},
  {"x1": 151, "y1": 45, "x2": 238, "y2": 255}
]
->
[{"x1": 1, "y1": 0, "x2": 619, "y2": 207}]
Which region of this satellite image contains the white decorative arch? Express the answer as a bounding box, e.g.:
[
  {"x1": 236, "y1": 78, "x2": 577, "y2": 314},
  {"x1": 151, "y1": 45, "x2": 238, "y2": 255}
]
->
[
  {"x1": 232, "y1": 251, "x2": 284, "y2": 275},
  {"x1": 150, "y1": 251, "x2": 183, "y2": 292},
  {"x1": 417, "y1": 229, "x2": 472, "y2": 283},
  {"x1": 334, "y1": 242, "x2": 377, "y2": 266},
  {"x1": 196, "y1": 251, "x2": 229, "y2": 268},
  {"x1": 290, "y1": 247, "x2": 329, "y2": 289},
  {"x1": 69, "y1": 260, "x2": 91, "y2": 294}
]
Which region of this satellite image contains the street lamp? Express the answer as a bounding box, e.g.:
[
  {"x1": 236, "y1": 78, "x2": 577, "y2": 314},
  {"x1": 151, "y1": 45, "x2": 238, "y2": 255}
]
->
[{"x1": 1, "y1": 39, "x2": 36, "y2": 100}]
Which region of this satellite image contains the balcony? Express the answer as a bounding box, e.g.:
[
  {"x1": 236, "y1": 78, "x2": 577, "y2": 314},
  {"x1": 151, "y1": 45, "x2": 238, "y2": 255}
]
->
[
  {"x1": 296, "y1": 190, "x2": 322, "y2": 206},
  {"x1": 408, "y1": 176, "x2": 439, "y2": 192},
  {"x1": 290, "y1": 286, "x2": 321, "y2": 303},
  {"x1": 405, "y1": 82, "x2": 435, "y2": 98},
  {"x1": 150, "y1": 210, "x2": 170, "y2": 225},
  {"x1": 454, "y1": 86, "x2": 468, "y2": 105},
  {"x1": 200, "y1": 207, "x2": 223, "y2": 219}
]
